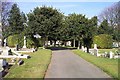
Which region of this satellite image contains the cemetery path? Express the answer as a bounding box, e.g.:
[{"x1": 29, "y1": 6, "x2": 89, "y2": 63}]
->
[{"x1": 45, "y1": 50, "x2": 111, "y2": 78}]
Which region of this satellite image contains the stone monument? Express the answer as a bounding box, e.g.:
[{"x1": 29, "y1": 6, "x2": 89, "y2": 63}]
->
[
  {"x1": 109, "y1": 51, "x2": 113, "y2": 59},
  {"x1": 81, "y1": 46, "x2": 84, "y2": 51},
  {"x1": 4, "y1": 38, "x2": 7, "y2": 47},
  {"x1": 94, "y1": 44, "x2": 98, "y2": 56},
  {"x1": 23, "y1": 36, "x2": 26, "y2": 48}
]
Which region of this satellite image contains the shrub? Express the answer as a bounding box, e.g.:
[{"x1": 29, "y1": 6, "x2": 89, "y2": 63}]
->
[
  {"x1": 7, "y1": 35, "x2": 42, "y2": 48},
  {"x1": 93, "y1": 34, "x2": 113, "y2": 49},
  {"x1": 7, "y1": 34, "x2": 23, "y2": 47},
  {"x1": 26, "y1": 38, "x2": 35, "y2": 48},
  {"x1": 7, "y1": 35, "x2": 18, "y2": 47}
]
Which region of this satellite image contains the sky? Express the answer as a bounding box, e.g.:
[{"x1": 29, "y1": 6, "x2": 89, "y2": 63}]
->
[
  {"x1": 15, "y1": 2, "x2": 117, "y2": 18},
  {"x1": 1, "y1": 0, "x2": 120, "y2": 18}
]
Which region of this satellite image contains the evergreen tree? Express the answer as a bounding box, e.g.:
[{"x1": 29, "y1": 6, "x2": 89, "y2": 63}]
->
[
  {"x1": 83, "y1": 16, "x2": 98, "y2": 53},
  {"x1": 8, "y1": 4, "x2": 26, "y2": 47},
  {"x1": 27, "y1": 6, "x2": 63, "y2": 48},
  {"x1": 98, "y1": 19, "x2": 112, "y2": 35},
  {"x1": 8, "y1": 4, "x2": 24, "y2": 35}
]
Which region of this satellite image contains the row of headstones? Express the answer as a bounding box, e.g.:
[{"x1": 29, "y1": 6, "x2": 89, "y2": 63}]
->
[
  {"x1": 3, "y1": 36, "x2": 27, "y2": 50},
  {"x1": 81, "y1": 44, "x2": 118, "y2": 59}
]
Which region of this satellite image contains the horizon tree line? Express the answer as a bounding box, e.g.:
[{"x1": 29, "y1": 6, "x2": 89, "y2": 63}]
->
[{"x1": 1, "y1": 1, "x2": 120, "y2": 53}]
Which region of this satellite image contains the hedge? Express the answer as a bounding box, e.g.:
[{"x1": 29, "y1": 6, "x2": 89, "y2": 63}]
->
[
  {"x1": 93, "y1": 34, "x2": 113, "y2": 49},
  {"x1": 7, "y1": 35, "x2": 42, "y2": 48}
]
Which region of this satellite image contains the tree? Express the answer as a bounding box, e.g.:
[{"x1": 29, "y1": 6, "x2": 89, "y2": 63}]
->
[
  {"x1": 93, "y1": 34, "x2": 113, "y2": 49},
  {"x1": 98, "y1": 1, "x2": 120, "y2": 46},
  {"x1": 27, "y1": 6, "x2": 63, "y2": 48},
  {"x1": 57, "y1": 16, "x2": 71, "y2": 46},
  {"x1": 8, "y1": 4, "x2": 26, "y2": 47},
  {"x1": 8, "y1": 4, "x2": 24, "y2": 35},
  {"x1": 83, "y1": 16, "x2": 98, "y2": 53},
  {"x1": 1, "y1": 1, "x2": 12, "y2": 46},
  {"x1": 98, "y1": 19, "x2": 112, "y2": 35},
  {"x1": 66, "y1": 13, "x2": 86, "y2": 48}
]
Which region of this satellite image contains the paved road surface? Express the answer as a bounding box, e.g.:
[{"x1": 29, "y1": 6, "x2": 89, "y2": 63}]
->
[{"x1": 45, "y1": 50, "x2": 111, "y2": 78}]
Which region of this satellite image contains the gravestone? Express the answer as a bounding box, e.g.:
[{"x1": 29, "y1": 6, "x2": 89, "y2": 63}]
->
[
  {"x1": 4, "y1": 38, "x2": 7, "y2": 47},
  {"x1": 94, "y1": 44, "x2": 97, "y2": 49},
  {"x1": 17, "y1": 59, "x2": 24, "y2": 65},
  {"x1": 66, "y1": 41, "x2": 71, "y2": 46},
  {"x1": 84, "y1": 47, "x2": 87, "y2": 52},
  {"x1": 104, "y1": 52, "x2": 107, "y2": 57},
  {"x1": 16, "y1": 44, "x2": 19, "y2": 51},
  {"x1": 109, "y1": 51, "x2": 113, "y2": 59},
  {"x1": 23, "y1": 36, "x2": 26, "y2": 48},
  {"x1": 94, "y1": 49, "x2": 98, "y2": 56},
  {"x1": 94, "y1": 44, "x2": 99, "y2": 56},
  {"x1": 1, "y1": 50, "x2": 8, "y2": 56},
  {"x1": 81, "y1": 46, "x2": 84, "y2": 51},
  {"x1": 11, "y1": 58, "x2": 16, "y2": 63}
]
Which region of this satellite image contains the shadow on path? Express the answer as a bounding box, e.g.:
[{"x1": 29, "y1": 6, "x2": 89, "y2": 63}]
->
[{"x1": 46, "y1": 47, "x2": 77, "y2": 51}]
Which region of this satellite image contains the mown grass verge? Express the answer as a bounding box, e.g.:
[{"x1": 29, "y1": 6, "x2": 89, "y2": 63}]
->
[
  {"x1": 73, "y1": 49, "x2": 119, "y2": 80},
  {"x1": 98, "y1": 48, "x2": 118, "y2": 54},
  {"x1": 5, "y1": 48, "x2": 52, "y2": 79}
]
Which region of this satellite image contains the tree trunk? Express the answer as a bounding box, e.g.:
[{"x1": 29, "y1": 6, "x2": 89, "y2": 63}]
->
[
  {"x1": 77, "y1": 40, "x2": 80, "y2": 49},
  {"x1": 64, "y1": 41, "x2": 66, "y2": 46},
  {"x1": 80, "y1": 41, "x2": 82, "y2": 49},
  {"x1": 87, "y1": 46, "x2": 89, "y2": 53},
  {"x1": 50, "y1": 40, "x2": 52, "y2": 45},
  {"x1": 43, "y1": 36, "x2": 48, "y2": 49},
  {"x1": 54, "y1": 40, "x2": 56, "y2": 47},
  {"x1": 46, "y1": 36, "x2": 48, "y2": 47},
  {"x1": 43, "y1": 37, "x2": 45, "y2": 49},
  {"x1": 73, "y1": 39, "x2": 75, "y2": 47}
]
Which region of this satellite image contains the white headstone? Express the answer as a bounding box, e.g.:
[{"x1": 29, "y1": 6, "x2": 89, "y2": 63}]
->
[
  {"x1": 94, "y1": 44, "x2": 97, "y2": 49},
  {"x1": 81, "y1": 46, "x2": 84, "y2": 51},
  {"x1": 93, "y1": 44, "x2": 99, "y2": 56},
  {"x1": 96, "y1": 50, "x2": 101, "y2": 57},
  {"x1": 23, "y1": 36, "x2": 26, "y2": 48},
  {"x1": 109, "y1": 51, "x2": 113, "y2": 59},
  {"x1": 1, "y1": 50, "x2": 8, "y2": 56},
  {"x1": 48, "y1": 41, "x2": 50, "y2": 45},
  {"x1": 66, "y1": 41, "x2": 71, "y2": 46},
  {"x1": 4, "y1": 38, "x2": 7, "y2": 47}
]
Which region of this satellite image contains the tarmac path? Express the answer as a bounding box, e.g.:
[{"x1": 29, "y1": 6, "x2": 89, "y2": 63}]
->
[{"x1": 45, "y1": 50, "x2": 111, "y2": 78}]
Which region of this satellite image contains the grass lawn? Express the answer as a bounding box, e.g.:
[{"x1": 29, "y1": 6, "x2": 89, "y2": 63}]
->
[
  {"x1": 73, "y1": 50, "x2": 119, "y2": 80},
  {"x1": 5, "y1": 48, "x2": 52, "y2": 79},
  {"x1": 98, "y1": 48, "x2": 118, "y2": 54}
]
